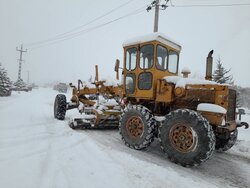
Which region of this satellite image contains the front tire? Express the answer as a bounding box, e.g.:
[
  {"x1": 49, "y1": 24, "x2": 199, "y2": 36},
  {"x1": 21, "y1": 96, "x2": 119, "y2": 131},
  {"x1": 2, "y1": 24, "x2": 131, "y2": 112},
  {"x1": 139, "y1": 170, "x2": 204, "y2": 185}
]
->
[
  {"x1": 159, "y1": 109, "x2": 215, "y2": 167},
  {"x1": 54, "y1": 94, "x2": 67, "y2": 120},
  {"x1": 119, "y1": 105, "x2": 156, "y2": 150}
]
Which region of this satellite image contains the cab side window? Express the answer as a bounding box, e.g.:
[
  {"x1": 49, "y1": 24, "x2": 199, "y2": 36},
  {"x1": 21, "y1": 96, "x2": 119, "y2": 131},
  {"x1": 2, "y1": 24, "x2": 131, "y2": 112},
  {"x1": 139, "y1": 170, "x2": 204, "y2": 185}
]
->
[
  {"x1": 156, "y1": 45, "x2": 168, "y2": 71},
  {"x1": 140, "y1": 45, "x2": 154, "y2": 69},
  {"x1": 126, "y1": 48, "x2": 137, "y2": 71},
  {"x1": 168, "y1": 51, "x2": 178, "y2": 73},
  {"x1": 125, "y1": 74, "x2": 136, "y2": 94}
]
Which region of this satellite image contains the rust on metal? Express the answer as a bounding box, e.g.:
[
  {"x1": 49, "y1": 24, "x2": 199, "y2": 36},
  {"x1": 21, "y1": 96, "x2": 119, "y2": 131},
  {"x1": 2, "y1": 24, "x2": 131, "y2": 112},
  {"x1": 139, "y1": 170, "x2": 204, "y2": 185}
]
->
[
  {"x1": 169, "y1": 123, "x2": 197, "y2": 153},
  {"x1": 126, "y1": 116, "x2": 144, "y2": 139}
]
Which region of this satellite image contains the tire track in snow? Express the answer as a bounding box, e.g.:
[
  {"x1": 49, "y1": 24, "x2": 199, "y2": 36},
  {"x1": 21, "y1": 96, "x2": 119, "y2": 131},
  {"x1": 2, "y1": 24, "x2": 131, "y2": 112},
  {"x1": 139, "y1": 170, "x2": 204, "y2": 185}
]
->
[
  {"x1": 75, "y1": 129, "x2": 250, "y2": 188},
  {"x1": 37, "y1": 128, "x2": 87, "y2": 188},
  {"x1": 0, "y1": 128, "x2": 86, "y2": 163},
  {"x1": 0, "y1": 131, "x2": 66, "y2": 150},
  {"x1": 0, "y1": 120, "x2": 56, "y2": 131},
  {"x1": 194, "y1": 154, "x2": 250, "y2": 188}
]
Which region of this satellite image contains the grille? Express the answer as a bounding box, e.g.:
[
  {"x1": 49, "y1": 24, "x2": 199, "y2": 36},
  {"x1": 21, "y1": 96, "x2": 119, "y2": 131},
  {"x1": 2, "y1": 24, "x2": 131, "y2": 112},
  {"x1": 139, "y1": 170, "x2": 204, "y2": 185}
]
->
[{"x1": 227, "y1": 89, "x2": 236, "y2": 121}]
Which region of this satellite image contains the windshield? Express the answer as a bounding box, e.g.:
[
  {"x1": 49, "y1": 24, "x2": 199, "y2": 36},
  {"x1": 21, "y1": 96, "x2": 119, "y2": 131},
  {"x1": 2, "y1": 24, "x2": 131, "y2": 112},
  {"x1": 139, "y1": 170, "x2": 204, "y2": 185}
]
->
[{"x1": 139, "y1": 44, "x2": 154, "y2": 70}]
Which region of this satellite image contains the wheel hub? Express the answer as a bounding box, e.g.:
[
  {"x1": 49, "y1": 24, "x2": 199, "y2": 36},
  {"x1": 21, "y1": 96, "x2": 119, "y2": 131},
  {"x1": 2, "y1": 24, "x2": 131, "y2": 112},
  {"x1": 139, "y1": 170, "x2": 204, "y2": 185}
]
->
[
  {"x1": 126, "y1": 116, "x2": 144, "y2": 139},
  {"x1": 169, "y1": 123, "x2": 197, "y2": 153}
]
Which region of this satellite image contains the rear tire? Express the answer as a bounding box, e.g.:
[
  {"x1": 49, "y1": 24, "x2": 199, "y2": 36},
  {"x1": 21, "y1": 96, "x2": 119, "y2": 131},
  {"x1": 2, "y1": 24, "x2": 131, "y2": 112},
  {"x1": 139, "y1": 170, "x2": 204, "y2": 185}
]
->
[
  {"x1": 119, "y1": 105, "x2": 156, "y2": 150},
  {"x1": 215, "y1": 129, "x2": 238, "y2": 152},
  {"x1": 54, "y1": 94, "x2": 67, "y2": 120},
  {"x1": 159, "y1": 109, "x2": 215, "y2": 167}
]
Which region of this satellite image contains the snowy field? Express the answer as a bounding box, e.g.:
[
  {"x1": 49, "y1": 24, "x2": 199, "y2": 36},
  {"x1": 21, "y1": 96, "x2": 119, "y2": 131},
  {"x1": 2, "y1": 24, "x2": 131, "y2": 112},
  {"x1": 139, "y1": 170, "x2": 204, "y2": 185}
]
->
[{"x1": 0, "y1": 88, "x2": 250, "y2": 188}]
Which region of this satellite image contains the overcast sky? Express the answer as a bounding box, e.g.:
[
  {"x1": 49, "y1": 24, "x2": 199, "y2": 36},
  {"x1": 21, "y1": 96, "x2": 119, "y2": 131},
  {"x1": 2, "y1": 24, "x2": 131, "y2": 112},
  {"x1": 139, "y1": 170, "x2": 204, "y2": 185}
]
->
[{"x1": 0, "y1": 0, "x2": 249, "y2": 87}]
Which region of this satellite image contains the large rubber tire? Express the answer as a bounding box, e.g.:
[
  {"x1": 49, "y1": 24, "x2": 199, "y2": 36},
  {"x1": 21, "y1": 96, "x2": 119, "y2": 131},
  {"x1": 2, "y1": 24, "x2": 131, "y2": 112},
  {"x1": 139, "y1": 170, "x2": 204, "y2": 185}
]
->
[
  {"x1": 54, "y1": 94, "x2": 67, "y2": 120},
  {"x1": 159, "y1": 109, "x2": 215, "y2": 167},
  {"x1": 119, "y1": 105, "x2": 156, "y2": 150},
  {"x1": 215, "y1": 129, "x2": 238, "y2": 152}
]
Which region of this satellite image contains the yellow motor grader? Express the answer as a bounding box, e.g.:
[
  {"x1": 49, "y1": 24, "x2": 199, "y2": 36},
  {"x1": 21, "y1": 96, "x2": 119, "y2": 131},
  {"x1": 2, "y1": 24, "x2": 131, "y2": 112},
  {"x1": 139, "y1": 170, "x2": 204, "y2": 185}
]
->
[{"x1": 54, "y1": 33, "x2": 248, "y2": 167}]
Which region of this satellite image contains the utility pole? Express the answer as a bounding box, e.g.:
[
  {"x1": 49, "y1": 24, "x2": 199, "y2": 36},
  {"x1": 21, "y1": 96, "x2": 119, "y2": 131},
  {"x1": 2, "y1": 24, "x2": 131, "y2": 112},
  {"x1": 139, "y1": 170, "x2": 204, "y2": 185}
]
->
[
  {"x1": 16, "y1": 44, "x2": 27, "y2": 81},
  {"x1": 147, "y1": 0, "x2": 169, "y2": 32},
  {"x1": 154, "y1": 0, "x2": 160, "y2": 32}
]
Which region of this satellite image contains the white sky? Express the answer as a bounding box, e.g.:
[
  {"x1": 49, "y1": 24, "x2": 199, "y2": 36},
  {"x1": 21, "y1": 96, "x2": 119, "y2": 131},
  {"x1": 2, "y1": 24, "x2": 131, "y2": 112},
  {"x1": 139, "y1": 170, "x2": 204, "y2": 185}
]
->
[{"x1": 0, "y1": 0, "x2": 249, "y2": 87}]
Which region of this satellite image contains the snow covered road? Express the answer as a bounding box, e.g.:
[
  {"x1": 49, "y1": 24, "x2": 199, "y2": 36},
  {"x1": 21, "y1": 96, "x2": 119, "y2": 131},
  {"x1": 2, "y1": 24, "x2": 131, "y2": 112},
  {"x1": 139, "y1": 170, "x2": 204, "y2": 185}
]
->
[{"x1": 0, "y1": 88, "x2": 250, "y2": 188}]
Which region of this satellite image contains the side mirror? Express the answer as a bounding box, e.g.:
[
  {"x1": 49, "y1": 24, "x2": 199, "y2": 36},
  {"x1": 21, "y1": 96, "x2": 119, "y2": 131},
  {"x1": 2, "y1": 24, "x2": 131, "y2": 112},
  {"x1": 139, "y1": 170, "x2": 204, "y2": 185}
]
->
[
  {"x1": 239, "y1": 108, "x2": 245, "y2": 115},
  {"x1": 238, "y1": 108, "x2": 246, "y2": 121},
  {"x1": 69, "y1": 82, "x2": 76, "y2": 89},
  {"x1": 114, "y1": 59, "x2": 120, "y2": 72}
]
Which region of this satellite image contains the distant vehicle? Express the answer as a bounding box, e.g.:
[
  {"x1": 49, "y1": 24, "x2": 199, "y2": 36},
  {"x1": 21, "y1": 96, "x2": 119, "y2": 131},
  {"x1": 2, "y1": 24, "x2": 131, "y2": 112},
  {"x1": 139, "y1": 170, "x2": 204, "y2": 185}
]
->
[
  {"x1": 11, "y1": 86, "x2": 30, "y2": 92},
  {"x1": 54, "y1": 83, "x2": 68, "y2": 93}
]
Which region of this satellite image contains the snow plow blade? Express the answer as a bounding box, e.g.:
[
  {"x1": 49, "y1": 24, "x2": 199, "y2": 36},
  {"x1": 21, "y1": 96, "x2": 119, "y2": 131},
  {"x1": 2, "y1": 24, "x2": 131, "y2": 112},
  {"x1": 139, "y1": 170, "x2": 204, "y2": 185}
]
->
[{"x1": 69, "y1": 118, "x2": 119, "y2": 129}]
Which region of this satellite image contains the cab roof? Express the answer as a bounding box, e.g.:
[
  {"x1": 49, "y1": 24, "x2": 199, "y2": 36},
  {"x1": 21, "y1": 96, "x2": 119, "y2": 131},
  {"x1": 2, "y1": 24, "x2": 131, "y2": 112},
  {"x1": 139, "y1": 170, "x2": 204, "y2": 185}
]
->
[{"x1": 122, "y1": 32, "x2": 182, "y2": 51}]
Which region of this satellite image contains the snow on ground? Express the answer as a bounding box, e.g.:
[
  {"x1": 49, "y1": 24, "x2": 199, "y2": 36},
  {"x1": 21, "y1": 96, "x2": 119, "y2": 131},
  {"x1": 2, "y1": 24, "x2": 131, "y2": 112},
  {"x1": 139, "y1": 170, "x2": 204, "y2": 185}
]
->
[
  {"x1": 0, "y1": 88, "x2": 250, "y2": 188},
  {"x1": 229, "y1": 111, "x2": 250, "y2": 159}
]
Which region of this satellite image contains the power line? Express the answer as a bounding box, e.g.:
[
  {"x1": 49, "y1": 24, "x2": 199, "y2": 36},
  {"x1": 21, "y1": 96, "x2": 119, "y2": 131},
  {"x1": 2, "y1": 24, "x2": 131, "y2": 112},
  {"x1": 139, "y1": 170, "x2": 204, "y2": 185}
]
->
[
  {"x1": 29, "y1": 7, "x2": 145, "y2": 50},
  {"x1": 26, "y1": 1, "x2": 249, "y2": 50},
  {"x1": 25, "y1": 0, "x2": 136, "y2": 48},
  {"x1": 170, "y1": 3, "x2": 250, "y2": 8}
]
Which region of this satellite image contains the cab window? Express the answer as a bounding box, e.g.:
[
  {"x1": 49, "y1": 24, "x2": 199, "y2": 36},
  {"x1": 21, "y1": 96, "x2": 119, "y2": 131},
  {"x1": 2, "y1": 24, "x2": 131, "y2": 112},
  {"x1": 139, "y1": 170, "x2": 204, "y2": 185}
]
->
[
  {"x1": 138, "y1": 72, "x2": 152, "y2": 90},
  {"x1": 156, "y1": 45, "x2": 168, "y2": 71},
  {"x1": 140, "y1": 45, "x2": 154, "y2": 69},
  {"x1": 126, "y1": 48, "x2": 137, "y2": 71},
  {"x1": 168, "y1": 51, "x2": 178, "y2": 73},
  {"x1": 125, "y1": 74, "x2": 136, "y2": 94}
]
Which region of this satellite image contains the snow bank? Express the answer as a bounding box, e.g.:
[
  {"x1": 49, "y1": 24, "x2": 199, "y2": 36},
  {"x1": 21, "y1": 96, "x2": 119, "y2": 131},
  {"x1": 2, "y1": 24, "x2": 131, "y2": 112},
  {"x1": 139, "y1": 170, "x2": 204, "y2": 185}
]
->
[
  {"x1": 164, "y1": 76, "x2": 219, "y2": 88},
  {"x1": 197, "y1": 103, "x2": 227, "y2": 114},
  {"x1": 123, "y1": 32, "x2": 182, "y2": 51}
]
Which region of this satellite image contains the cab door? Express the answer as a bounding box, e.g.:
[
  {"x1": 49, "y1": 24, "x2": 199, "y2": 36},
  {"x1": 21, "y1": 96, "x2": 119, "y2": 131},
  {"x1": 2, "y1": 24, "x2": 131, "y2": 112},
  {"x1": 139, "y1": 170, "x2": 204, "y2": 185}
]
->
[
  {"x1": 123, "y1": 46, "x2": 137, "y2": 97},
  {"x1": 136, "y1": 44, "x2": 154, "y2": 99}
]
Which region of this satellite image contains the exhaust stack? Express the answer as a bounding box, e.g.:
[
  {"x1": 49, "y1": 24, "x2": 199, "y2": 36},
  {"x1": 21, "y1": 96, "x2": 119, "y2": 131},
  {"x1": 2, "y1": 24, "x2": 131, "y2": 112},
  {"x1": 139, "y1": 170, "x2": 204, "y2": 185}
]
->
[
  {"x1": 95, "y1": 65, "x2": 99, "y2": 82},
  {"x1": 114, "y1": 59, "x2": 120, "y2": 80},
  {"x1": 205, "y1": 50, "x2": 213, "y2": 80}
]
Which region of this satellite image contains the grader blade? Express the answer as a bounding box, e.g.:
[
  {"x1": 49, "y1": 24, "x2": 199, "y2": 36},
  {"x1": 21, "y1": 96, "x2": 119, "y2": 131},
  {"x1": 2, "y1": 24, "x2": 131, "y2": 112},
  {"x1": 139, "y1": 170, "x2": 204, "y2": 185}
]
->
[
  {"x1": 69, "y1": 117, "x2": 119, "y2": 129},
  {"x1": 69, "y1": 104, "x2": 122, "y2": 129}
]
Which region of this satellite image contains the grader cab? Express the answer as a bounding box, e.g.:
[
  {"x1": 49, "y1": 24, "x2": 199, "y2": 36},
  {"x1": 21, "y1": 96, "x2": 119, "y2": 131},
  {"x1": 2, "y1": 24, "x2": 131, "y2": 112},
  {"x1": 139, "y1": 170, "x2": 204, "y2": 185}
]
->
[
  {"x1": 122, "y1": 34, "x2": 180, "y2": 102},
  {"x1": 54, "y1": 32, "x2": 248, "y2": 167}
]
